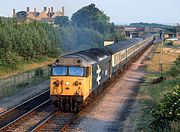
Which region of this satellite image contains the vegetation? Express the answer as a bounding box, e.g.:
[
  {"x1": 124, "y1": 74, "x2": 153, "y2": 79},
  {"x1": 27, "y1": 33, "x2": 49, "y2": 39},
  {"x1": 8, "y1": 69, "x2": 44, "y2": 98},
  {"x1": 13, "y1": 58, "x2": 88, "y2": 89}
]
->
[
  {"x1": 59, "y1": 26, "x2": 104, "y2": 52},
  {"x1": 164, "y1": 26, "x2": 177, "y2": 34},
  {"x1": 150, "y1": 57, "x2": 180, "y2": 131},
  {"x1": 147, "y1": 43, "x2": 179, "y2": 72},
  {"x1": 54, "y1": 16, "x2": 69, "y2": 27},
  {"x1": 130, "y1": 22, "x2": 172, "y2": 29},
  {"x1": 71, "y1": 4, "x2": 113, "y2": 34},
  {"x1": 0, "y1": 3, "x2": 125, "y2": 77},
  {"x1": 16, "y1": 11, "x2": 27, "y2": 22},
  {"x1": 0, "y1": 18, "x2": 62, "y2": 71},
  {"x1": 129, "y1": 22, "x2": 178, "y2": 34},
  {"x1": 136, "y1": 50, "x2": 180, "y2": 131},
  {"x1": 166, "y1": 57, "x2": 180, "y2": 77},
  {"x1": 58, "y1": 4, "x2": 125, "y2": 52}
]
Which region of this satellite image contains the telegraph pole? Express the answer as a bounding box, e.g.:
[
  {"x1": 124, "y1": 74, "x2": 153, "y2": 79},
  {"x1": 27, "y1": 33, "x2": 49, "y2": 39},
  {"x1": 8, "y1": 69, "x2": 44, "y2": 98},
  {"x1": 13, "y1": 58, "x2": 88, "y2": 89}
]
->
[{"x1": 160, "y1": 30, "x2": 163, "y2": 71}]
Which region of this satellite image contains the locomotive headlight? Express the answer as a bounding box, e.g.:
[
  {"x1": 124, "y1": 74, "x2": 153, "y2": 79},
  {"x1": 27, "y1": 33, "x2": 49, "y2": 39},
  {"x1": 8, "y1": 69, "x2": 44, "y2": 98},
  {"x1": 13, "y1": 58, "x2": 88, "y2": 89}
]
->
[
  {"x1": 76, "y1": 91, "x2": 79, "y2": 95},
  {"x1": 73, "y1": 59, "x2": 76, "y2": 63},
  {"x1": 65, "y1": 81, "x2": 70, "y2": 86},
  {"x1": 60, "y1": 59, "x2": 64, "y2": 63}
]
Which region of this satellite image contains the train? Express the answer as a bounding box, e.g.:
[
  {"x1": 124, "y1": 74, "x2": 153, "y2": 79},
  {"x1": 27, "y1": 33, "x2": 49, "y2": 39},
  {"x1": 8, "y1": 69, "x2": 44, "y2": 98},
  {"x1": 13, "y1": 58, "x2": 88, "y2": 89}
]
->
[{"x1": 49, "y1": 34, "x2": 156, "y2": 112}]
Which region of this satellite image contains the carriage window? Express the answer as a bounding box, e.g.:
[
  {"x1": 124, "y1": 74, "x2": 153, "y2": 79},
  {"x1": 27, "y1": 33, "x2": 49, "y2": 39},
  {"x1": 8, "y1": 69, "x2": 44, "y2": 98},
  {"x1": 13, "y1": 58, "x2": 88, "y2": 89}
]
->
[
  {"x1": 52, "y1": 66, "x2": 67, "y2": 76},
  {"x1": 69, "y1": 67, "x2": 85, "y2": 76}
]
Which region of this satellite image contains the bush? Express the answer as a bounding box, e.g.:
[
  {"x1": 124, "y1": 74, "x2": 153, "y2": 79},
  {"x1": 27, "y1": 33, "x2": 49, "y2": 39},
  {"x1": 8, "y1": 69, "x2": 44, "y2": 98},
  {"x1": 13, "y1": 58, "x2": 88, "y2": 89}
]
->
[
  {"x1": 150, "y1": 86, "x2": 180, "y2": 130},
  {"x1": 0, "y1": 19, "x2": 62, "y2": 71},
  {"x1": 166, "y1": 56, "x2": 180, "y2": 77},
  {"x1": 150, "y1": 56, "x2": 180, "y2": 131},
  {"x1": 0, "y1": 50, "x2": 21, "y2": 69}
]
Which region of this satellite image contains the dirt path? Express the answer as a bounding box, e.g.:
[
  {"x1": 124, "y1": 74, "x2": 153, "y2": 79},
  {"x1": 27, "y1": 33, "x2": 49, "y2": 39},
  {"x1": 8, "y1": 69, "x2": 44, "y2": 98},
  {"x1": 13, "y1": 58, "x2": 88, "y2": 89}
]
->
[{"x1": 72, "y1": 46, "x2": 154, "y2": 132}]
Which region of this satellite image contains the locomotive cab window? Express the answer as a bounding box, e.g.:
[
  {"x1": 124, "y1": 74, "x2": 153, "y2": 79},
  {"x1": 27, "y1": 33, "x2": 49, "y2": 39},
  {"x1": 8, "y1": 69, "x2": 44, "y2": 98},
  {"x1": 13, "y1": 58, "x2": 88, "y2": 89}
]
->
[
  {"x1": 52, "y1": 66, "x2": 67, "y2": 76},
  {"x1": 69, "y1": 67, "x2": 85, "y2": 77},
  {"x1": 51, "y1": 66, "x2": 88, "y2": 77}
]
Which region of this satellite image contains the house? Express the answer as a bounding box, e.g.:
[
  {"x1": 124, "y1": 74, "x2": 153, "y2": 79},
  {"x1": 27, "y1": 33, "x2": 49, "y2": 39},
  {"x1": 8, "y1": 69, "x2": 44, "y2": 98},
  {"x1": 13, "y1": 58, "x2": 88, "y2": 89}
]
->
[{"x1": 13, "y1": 6, "x2": 64, "y2": 23}]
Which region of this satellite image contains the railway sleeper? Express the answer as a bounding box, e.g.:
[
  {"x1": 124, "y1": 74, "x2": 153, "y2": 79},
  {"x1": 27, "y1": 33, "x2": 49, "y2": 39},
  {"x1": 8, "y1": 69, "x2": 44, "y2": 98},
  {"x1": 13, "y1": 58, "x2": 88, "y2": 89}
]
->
[{"x1": 51, "y1": 96, "x2": 83, "y2": 112}]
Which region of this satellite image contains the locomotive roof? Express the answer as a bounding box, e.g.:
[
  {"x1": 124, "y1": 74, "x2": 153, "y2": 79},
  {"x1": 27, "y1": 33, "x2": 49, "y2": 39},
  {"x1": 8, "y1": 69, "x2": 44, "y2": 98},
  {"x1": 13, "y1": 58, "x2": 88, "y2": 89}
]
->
[
  {"x1": 104, "y1": 38, "x2": 143, "y2": 54},
  {"x1": 58, "y1": 48, "x2": 111, "y2": 67}
]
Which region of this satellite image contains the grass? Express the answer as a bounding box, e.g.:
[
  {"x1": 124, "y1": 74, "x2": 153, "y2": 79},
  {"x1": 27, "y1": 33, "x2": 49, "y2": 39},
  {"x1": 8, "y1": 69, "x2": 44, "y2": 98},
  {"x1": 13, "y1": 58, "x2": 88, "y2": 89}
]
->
[
  {"x1": 135, "y1": 75, "x2": 157, "y2": 131},
  {"x1": 0, "y1": 56, "x2": 53, "y2": 98},
  {"x1": 135, "y1": 43, "x2": 180, "y2": 131},
  {"x1": 0, "y1": 69, "x2": 50, "y2": 99},
  {"x1": 0, "y1": 56, "x2": 55, "y2": 79},
  {"x1": 136, "y1": 74, "x2": 180, "y2": 131},
  {"x1": 147, "y1": 43, "x2": 179, "y2": 72}
]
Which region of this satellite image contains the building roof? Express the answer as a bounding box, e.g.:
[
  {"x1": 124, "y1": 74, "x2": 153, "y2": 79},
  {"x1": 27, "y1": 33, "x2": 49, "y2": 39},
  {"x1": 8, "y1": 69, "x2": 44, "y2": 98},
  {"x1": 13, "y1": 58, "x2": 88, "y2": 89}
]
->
[
  {"x1": 37, "y1": 11, "x2": 48, "y2": 19},
  {"x1": 26, "y1": 12, "x2": 37, "y2": 20},
  {"x1": 52, "y1": 11, "x2": 64, "y2": 18}
]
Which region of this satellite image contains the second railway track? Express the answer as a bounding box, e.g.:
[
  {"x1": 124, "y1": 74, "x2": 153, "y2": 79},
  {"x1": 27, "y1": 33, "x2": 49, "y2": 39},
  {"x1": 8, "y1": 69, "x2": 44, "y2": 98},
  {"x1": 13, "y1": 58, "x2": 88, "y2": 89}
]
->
[{"x1": 0, "y1": 89, "x2": 50, "y2": 131}]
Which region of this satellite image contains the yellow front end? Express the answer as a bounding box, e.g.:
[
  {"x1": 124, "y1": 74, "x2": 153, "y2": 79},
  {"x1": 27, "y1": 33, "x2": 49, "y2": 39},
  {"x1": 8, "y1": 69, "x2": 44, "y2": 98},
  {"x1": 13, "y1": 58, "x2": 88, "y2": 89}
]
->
[
  {"x1": 50, "y1": 67, "x2": 92, "y2": 101},
  {"x1": 50, "y1": 74, "x2": 92, "y2": 101}
]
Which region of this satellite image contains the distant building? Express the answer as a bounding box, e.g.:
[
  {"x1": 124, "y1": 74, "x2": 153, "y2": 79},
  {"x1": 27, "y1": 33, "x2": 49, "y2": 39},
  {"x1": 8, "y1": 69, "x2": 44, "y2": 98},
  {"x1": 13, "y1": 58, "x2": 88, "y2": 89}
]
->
[
  {"x1": 144, "y1": 27, "x2": 161, "y2": 33},
  {"x1": 124, "y1": 27, "x2": 145, "y2": 38},
  {"x1": 13, "y1": 6, "x2": 64, "y2": 23}
]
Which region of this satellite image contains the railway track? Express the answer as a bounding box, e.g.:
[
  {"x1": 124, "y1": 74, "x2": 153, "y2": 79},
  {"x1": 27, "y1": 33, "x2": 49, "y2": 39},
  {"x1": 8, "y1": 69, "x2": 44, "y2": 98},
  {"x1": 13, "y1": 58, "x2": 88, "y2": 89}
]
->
[
  {"x1": 32, "y1": 43, "x2": 154, "y2": 132},
  {"x1": 31, "y1": 79, "x2": 115, "y2": 132},
  {"x1": 0, "y1": 44, "x2": 155, "y2": 131},
  {"x1": 31, "y1": 112, "x2": 76, "y2": 131},
  {"x1": 0, "y1": 89, "x2": 50, "y2": 131},
  {"x1": 30, "y1": 46, "x2": 147, "y2": 132}
]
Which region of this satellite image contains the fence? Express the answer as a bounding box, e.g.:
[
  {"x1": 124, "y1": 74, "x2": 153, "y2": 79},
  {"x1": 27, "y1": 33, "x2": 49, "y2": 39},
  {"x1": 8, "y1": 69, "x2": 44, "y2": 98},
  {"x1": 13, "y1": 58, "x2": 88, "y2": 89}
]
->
[{"x1": 0, "y1": 66, "x2": 50, "y2": 99}]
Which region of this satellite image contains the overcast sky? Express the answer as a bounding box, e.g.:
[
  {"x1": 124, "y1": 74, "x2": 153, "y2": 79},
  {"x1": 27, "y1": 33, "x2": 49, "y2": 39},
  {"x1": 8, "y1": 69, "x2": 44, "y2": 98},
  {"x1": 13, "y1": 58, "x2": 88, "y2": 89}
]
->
[{"x1": 0, "y1": 0, "x2": 179, "y2": 25}]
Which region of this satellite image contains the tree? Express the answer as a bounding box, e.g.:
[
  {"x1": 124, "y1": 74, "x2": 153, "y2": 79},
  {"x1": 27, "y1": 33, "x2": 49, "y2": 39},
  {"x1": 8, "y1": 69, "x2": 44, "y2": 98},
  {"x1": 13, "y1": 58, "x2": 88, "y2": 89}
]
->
[
  {"x1": 71, "y1": 4, "x2": 112, "y2": 34},
  {"x1": 16, "y1": 11, "x2": 27, "y2": 22},
  {"x1": 0, "y1": 19, "x2": 62, "y2": 70},
  {"x1": 54, "y1": 16, "x2": 69, "y2": 27}
]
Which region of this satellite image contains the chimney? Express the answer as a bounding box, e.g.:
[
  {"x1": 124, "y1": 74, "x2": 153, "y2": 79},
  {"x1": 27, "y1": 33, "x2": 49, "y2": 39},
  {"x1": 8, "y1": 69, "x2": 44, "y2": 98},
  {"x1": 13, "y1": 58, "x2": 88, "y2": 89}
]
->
[
  {"x1": 51, "y1": 7, "x2": 53, "y2": 14},
  {"x1": 34, "y1": 8, "x2": 36, "y2": 13},
  {"x1": 27, "y1": 7, "x2": 30, "y2": 12},
  {"x1": 62, "y1": 6, "x2": 64, "y2": 16},
  {"x1": 44, "y1": 7, "x2": 47, "y2": 12},
  {"x1": 13, "y1": 9, "x2": 16, "y2": 17},
  {"x1": 48, "y1": 8, "x2": 50, "y2": 18}
]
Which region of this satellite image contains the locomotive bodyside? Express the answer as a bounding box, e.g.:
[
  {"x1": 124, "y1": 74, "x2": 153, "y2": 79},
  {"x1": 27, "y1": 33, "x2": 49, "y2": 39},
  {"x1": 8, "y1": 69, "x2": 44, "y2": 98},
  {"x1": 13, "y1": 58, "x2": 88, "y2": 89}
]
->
[{"x1": 50, "y1": 48, "x2": 111, "y2": 111}]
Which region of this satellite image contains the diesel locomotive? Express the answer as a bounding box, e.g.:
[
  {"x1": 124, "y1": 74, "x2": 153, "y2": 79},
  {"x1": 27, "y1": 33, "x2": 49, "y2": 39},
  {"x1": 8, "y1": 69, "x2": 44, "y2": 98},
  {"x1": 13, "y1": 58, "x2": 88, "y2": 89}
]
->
[{"x1": 50, "y1": 35, "x2": 156, "y2": 111}]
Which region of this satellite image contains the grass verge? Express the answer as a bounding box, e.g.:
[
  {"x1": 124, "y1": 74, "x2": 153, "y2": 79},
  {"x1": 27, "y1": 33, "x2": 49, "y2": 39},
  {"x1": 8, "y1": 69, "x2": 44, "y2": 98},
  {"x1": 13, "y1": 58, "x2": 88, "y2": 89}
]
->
[
  {"x1": 135, "y1": 43, "x2": 180, "y2": 131},
  {"x1": 0, "y1": 56, "x2": 55, "y2": 79}
]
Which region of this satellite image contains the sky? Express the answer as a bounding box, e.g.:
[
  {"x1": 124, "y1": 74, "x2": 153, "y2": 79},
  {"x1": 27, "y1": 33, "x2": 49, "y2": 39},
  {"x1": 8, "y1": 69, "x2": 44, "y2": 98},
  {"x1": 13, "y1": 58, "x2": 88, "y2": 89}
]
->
[{"x1": 0, "y1": 0, "x2": 179, "y2": 25}]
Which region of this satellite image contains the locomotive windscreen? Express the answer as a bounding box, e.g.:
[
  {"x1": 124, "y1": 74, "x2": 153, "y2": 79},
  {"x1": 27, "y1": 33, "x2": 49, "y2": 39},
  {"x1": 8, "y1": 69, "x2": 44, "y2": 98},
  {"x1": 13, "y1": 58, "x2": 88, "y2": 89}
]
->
[
  {"x1": 69, "y1": 67, "x2": 85, "y2": 76},
  {"x1": 51, "y1": 66, "x2": 86, "y2": 77},
  {"x1": 52, "y1": 66, "x2": 67, "y2": 76}
]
